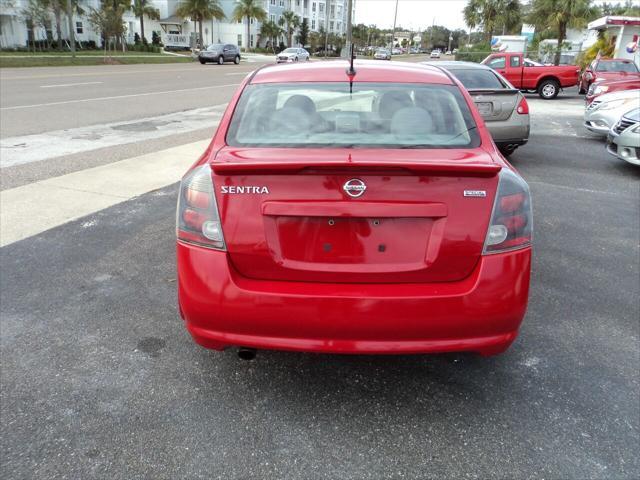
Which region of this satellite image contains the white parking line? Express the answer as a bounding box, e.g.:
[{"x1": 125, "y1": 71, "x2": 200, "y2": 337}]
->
[
  {"x1": 1, "y1": 104, "x2": 227, "y2": 167},
  {"x1": 0, "y1": 83, "x2": 240, "y2": 110},
  {"x1": 40, "y1": 81, "x2": 103, "y2": 88},
  {"x1": 0, "y1": 140, "x2": 209, "y2": 246}
]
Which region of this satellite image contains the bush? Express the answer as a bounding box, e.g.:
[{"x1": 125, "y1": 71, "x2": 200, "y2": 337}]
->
[
  {"x1": 455, "y1": 42, "x2": 491, "y2": 63},
  {"x1": 134, "y1": 33, "x2": 141, "y2": 45},
  {"x1": 152, "y1": 31, "x2": 161, "y2": 46}
]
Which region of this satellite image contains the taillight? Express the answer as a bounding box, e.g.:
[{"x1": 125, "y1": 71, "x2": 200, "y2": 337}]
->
[
  {"x1": 516, "y1": 96, "x2": 529, "y2": 114},
  {"x1": 176, "y1": 164, "x2": 226, "y2": 250},
  {"x1": 483, "y1": 168, "x2": 532, "y2": 254}
]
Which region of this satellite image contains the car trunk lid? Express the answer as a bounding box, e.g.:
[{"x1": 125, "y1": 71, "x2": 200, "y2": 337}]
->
[
  {"x1": 212, "y1": 147, "x2": 500, "y2": 283},
  {"x1": 468, "y1": 90, "x2": 520, "y2": 122}
]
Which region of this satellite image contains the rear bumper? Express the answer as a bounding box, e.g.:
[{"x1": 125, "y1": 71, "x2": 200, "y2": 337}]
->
[
  {"x1": 177, "y1": 243, "x2": 532, "y2": 356},
  {"x1": 486, "y1": 116, "x2": 530, "y2": 145}
]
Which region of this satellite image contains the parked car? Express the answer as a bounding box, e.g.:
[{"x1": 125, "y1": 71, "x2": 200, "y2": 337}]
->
[
  {"x1": 199, "y1": 43, "x2": 240, "y2": 65},
  {"x1": 579, "y1": 58, "x2": 640, "y2": 94},
  {"x1": 445, "y1": 50, "x2": 452, "y2": 55},
  {"x1": 176, "y1": 60, "x2": 533, "y2": 358},
  {"x1": 585, "y1": 77, "x2": 640, "y2": 105},
  {"x1": 374, "y1": 48, "x2": 391, "y2": 60},
  {"x1": 430, "y1": 50, "x2": 441, "y2": 58},
  {"x1": 607, "y1": 107, "x2": 640, "y2": 166},
  {"x1": 276, "y1": 47, "x2": 310, "y2": 63},
  {"x1": 583, "y1": 89, "x2": 640, "y2": 136},
  {"x1": 391, "y1": 47, "x2": 402, "y2": 55},
  {"x1": 436, "y1": 61, "x2": 529, "y2": 155},
  {"x1": 482, "y1": 52, "x2": 580, "y2": 99}
]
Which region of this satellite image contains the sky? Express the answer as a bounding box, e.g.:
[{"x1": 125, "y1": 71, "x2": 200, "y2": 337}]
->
[{"x1": 353, "y1": 0, "x2": 470, "y2": 31}]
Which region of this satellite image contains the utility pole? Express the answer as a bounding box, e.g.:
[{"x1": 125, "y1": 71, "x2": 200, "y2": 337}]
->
[
  {"x1": 344, "y1": 0, "x2": 353, "y2": 57},
  {"x1": 66, "y1": 0, "x2": 75, "y2": 57},
  {"x1": 390, "y1": 0, "x2": 398, "y2": 51}
]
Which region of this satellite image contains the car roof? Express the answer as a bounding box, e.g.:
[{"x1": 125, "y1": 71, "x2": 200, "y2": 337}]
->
[
  {"x1": 250, "y1": 60, "x2": 454, "y2": 85},
  {"x1": 430, "y1": 61, "x2": 494, "y2": 71},
  {"x1": 598, "y1": 58, "x2": 635, "y2": 62}
]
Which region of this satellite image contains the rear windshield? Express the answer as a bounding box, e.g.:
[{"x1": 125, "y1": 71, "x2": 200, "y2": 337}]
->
[
  {"x1": 450, "y1": 69, "x2": 506, "y2": 90},
  {"x1": 226, "y1": 82, "x2": 480, "y2": 148},
  {"x1": 596, "y1": 61, "x2": 639, "y2": 73}
]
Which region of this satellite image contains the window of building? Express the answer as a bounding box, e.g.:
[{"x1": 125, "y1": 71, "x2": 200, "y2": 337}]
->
[
  {"x1": 270, "y1": 0, "x2": 276, "y2": 5},
  {"x1": 304, "y1": 0, "x2": 308, "y2": 8},
  {"x1": 237, "y1": 34, "x2": 242, "y2": 47},
  {"x1": 250, "y1": 34, "x2": 254, "y2": 47},
  {"x1": 250, "y1": 18, "x2": 254, "y2": 24},
  {"x1": 312, "y1": 2, "x2": 316, "y2": 12},
  {"x1": 329, "y1": 21, "x2": 334, "y2": 31},
  {"x1": 76, "y1": 21, "x2": 83, "y2": 34},
  {"x1": 319, "y1": 2, "x2": 324, "y2": 13},
  {"x1": 270, "y1": 13, "x2": 276, "y2": 22},
  {"x1": 279, "y1": 0, "x2": 285, "y2": 6},
  {"x1": 296, "y1": 0, "x2": 300, "y2": 6},
  {"x1": 311, "y1": 19, "x2": 315, "y2": 29},
  {"x1": 330, "y1": 4, "x2": 334, "y2": 16}
]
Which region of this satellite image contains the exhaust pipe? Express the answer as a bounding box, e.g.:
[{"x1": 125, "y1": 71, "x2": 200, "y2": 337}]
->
[{"x1": 238, "y1": 347, "x2": 257, "y2": 361}]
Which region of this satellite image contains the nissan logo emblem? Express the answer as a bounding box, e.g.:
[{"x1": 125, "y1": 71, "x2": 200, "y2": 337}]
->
[{"x1": 343, "y1": 178, "x2": 367, "y2": 198}]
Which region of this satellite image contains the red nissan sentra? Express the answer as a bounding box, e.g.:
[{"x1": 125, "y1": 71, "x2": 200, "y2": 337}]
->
[{"x1": 176, "y1": 60, "x2": 532, "y2": 359}]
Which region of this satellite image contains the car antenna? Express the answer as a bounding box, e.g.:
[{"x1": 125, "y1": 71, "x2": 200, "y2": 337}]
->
[{"x1": 346, "y1": 44, "x2": 356, "y2": 95}]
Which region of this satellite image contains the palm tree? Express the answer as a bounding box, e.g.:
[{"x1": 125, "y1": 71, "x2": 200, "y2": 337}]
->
[
  {"x1": 278, "y1": 10, "x2": 300, "y2": 47},
  {"x1": 176, "y1": 0, "x2": 225, "y2": 49},
  {"x1": 232, "y1": 0, "x2": 267, "y2": 52},
  {"x1": 528, "y1": 0, "x2": 595, "y2": 65},
  {"x1": 463, "y1": 0, "x2": 522, "y2": 42},
  {"x1": 131, "y1": 0, "x2": 159, "y2": 44},
  {"x1": 259, "y1": 20, "x2": 283, "y2": 53}
]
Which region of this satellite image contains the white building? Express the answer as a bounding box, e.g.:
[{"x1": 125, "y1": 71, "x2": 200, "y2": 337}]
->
[
  {"x1": 584, "y1": 15, "x2": 640, "y2": 67},
  {"x1": 0, "y1": 0, "x2": 353, "y2": 50}
]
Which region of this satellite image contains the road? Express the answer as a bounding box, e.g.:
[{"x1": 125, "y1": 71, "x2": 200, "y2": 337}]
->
[{"x1": 1, "y1": 60, "x2": 639, "y2": 479}]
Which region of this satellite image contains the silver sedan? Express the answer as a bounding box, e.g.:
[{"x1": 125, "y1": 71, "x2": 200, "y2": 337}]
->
[
  {"x1": 584, "y1": 89, "x2": 640, "y2": 136},
  {"x1": 276, "y1": 48, "x2": 310, "y2": 63},
  {"x1": 435, "y1": 61, "x2": 530, "y2": 156}
]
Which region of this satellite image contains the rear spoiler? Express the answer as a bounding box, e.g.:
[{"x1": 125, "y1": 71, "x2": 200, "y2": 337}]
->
[{"x1": 212, "y1": 160, "x2": 501, "y2": 176}]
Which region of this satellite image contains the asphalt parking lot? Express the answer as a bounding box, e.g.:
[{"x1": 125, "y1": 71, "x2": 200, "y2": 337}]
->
[{"x1": 1, "y1": 69, "x2": 639, "y2": 479}]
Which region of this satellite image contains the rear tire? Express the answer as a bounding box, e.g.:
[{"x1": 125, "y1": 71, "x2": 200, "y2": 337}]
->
[
  {"x1": 499, "y1": 145, "x2": 517, "y2": 156},
  {"x1": 234, "y1": 55, "x2": 240, "y2": 64},
  {"x1": 538, "y1": 79, "x2": 560, "y2": 99},
  {"x1": 217, "y1": 55, "x2": 224, "y2": 65}
]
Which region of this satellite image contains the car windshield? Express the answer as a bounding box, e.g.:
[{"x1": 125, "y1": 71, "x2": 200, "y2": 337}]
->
[
  {"x1": 207, "y1": 44, "x2": 224, "y2": 51},
  {"x1": 283, "y1": 48, "x2": 298, "y2": 53},
  {"x1": 450, "y1": 69, "x2": 505, "y2": 89},
  {"x1": 226, "y1": 82, "x2": 480, "y2": 148},
  {"x1": 597, "y1": 61, "x2": 639, "y2": 73},
  {"x1": 377, "y1": 49, "x2": 388, "y2": 53}
]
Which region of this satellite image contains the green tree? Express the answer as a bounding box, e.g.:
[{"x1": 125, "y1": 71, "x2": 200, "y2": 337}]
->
[
  {"x1": 279, "y1": 10, "x2": 300, "y2": 47},
  {"x1": 177, "y1": 0, "x2": 225, "y2": 49},
  {"x1": 89, "y1": 0, "x2": 128, "y2": 55},
  {"x1": 528, "y1": 0, "x2": 595, "y2": 65},
  {"x1": 296, "y1": 17, "x2": 309, "y2": 47},
  {"x1": 260, "y1": 20, "x2": 283, "y2": 52},
  {"x1": 232, "y1": 0, "x2": 267, "y2": 52},
  {"x1": 131, "y1": 0, "x2": 160, "y2": 44},
  {"x1": 21, "y1": 0, "x2": 50, "y2": 51},
  {"x1": 463, "y1": 0, "x2": 522, "y2": 42},
  {"x1": 598, "y1": 1, "x2": 640, "y2": 16}
]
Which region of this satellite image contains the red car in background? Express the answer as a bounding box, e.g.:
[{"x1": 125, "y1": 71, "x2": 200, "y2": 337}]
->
[
  {"x1": 482, "y1": 52, "x2": 580, "y2": 99},
  {"x1": 579, "y1": 58, "x2": 640, "y2": 94},
  {"x1": 585, "y1": 77, "x2": 640, "y2": 104},
  {"x1": 176, "y1": 61, "x2": 532, "y2": 359}
]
